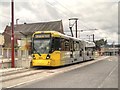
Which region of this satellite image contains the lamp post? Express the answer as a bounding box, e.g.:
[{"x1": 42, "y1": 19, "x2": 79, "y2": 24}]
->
[
  {"x1": 91, "y1": 34, "x2": 95, "y2": 42},
  {"x1": 11, "y1": 0, "x2": 15, "y2": 68}
]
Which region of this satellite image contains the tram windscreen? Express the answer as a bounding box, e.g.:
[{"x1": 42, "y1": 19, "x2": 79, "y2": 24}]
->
[{"x1": 33, "y1": 38, "x2": 51, "y2": 54}]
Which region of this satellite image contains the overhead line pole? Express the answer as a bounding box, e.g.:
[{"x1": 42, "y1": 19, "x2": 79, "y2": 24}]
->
[
  {"x1": 69, "y1": 27, "x2": 74, "y2": 37},
  {"x1": 75, "y1": 19, "x2": 78, "y2": 38},
  {"x1": 93, "y1": 34, "x2": 95, "y2": 42},
  {"x1": 11, "y1": 0, "x2": 15, "y2": 68},
  {"x1": 69, "y1": 18, "x2": 78, "y2": 38}
]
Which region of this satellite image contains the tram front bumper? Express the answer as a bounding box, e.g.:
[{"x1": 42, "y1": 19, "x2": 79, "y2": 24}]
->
[{"x1": 32, "y1": 60, "x2": 51, "y2": 66}]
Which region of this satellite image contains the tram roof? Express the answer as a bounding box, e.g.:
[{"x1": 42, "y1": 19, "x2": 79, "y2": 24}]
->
[
  {"x1": 34, "y1": 31, "x2": 83, "y2": 41},
  {"x1": 34, "y1": 31, "x2": 96, "y2": 47},
  {"x1": 82, "y1": 40, "x2": 95, "y2": 47}
]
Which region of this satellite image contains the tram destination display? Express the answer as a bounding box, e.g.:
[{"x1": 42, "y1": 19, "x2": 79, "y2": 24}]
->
[{"x1": 34, "y1": 33, "x2": 51, "y2": 38}]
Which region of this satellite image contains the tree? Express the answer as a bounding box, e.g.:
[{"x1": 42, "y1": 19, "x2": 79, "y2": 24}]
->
[{"x1": 94, "y1": 39, "x2": 107, "y2": 50}]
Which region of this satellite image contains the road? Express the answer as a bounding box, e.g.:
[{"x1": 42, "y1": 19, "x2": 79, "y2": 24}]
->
[{"x1": 15, "y1": 56, "x2": 118, "y2": 88}]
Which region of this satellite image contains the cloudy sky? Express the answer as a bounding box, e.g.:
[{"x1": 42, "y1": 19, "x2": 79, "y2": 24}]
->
[{"x1": 0, "y1": 0, "x2": 119, "y2": 44}]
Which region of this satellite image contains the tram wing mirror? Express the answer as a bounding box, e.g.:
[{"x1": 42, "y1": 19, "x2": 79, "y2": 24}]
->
[{"x1": 31, "y1": 50, "x2": 33, "y2": 54}]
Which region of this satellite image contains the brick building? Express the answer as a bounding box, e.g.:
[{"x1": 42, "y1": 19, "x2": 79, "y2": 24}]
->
[{"x1": 2, "y1": 20, "x2": 64, "y2": 49}]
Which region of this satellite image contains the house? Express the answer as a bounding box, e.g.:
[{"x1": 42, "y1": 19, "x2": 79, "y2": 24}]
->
[
  {"x1": 0, "y1": 33, "x2": 4, "y2": 57},
  {"x1": 3, "y1": 20, "x2": 64, "y2": 49},
  {"x1": 0, "y1": 33, "x2": 4, "y2": 46}
]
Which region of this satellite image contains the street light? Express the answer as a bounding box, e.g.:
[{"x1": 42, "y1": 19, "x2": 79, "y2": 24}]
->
[{"x1": 16, "y1": 18, "x2": 19, "y2": 25}]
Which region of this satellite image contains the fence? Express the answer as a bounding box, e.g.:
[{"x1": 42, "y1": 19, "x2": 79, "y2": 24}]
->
[{"x1": 0, "y1": 47, "x2": 32, "y2": 68}]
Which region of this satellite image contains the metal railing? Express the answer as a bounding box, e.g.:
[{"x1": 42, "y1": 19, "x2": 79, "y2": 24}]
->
[{"x1": 0, "y1": 48, "x2": 32, "y2": 68}]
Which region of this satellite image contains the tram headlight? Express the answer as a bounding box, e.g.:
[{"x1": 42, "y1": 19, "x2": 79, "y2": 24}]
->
[
  {"x1": 32, "y1": 55, "x2": 36, "y2": 59},
  {"x1": 46, "y1": 54, "x2": 50, "y2": 59}
]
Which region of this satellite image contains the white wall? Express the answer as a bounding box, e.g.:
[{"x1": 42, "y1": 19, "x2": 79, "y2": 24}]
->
[{"x1": 0, "y1": 34, "x2": 4, "y2": 45}]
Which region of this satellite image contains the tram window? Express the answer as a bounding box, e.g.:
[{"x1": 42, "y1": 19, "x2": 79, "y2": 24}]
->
[
  {"x1": 80, "y1": 50, "x2": 82, "y2": 56},
  {"x1": 74, "y1": 41, "x2": 79, "y2": 51},
  {"x1": 51, "y1": 37, "x2": 61, "y2": 52},
  {"x1": 79, "y1": 41, "x2": 83, "y2": 48},
  {"x1": 85, "y1": 47, "x2": 87, "y2": 51},
  {"x1": 76, "y1": 42, "x2": 79, "y2": 51},
  {"x1": 92, "y1": 51, "x2": 94, "y2": 55},
  {"x1": 64, "y1": 39, "x2": 70, "y2": 51},
  {"x1": 61, "y1": 39, "x2": 65, "y2": 51},
  {"x1": 74, "y1": 42, "x2": 77, "y2": 51},
  {"x1": 87, "y1": 51, "x2": 89, "y2": 56},
  {"x1": 70, "y1": 40, "x2": 74, "y2": 51}
]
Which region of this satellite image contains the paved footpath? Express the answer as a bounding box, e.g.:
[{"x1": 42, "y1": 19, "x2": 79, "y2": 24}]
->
[
  {"x1": 0, "y1": 56, "x2": 106, "y2": 74},
  {"x1": 0, "y1": 68, "x2": 24, "y2": 73},
  {"x1": 1, "y1": 56, "x2": 118, "y2": 88}
]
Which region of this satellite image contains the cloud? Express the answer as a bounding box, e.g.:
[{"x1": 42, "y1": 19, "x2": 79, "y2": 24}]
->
[{"x1": 0, "y1": 0, "x2": 118, "y2": 44}]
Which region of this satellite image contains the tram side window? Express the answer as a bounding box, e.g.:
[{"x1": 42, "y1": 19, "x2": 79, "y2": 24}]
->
[
  {"x1": 85, "y1": 47, "x2": 89, "y2": 56},
  {"x1": 79, "y1": 41, "x2": 83, "y2": 49},
  {"x1": 51, "y1": 37, "x2": 61, "y2": 52},
  {"x1": 64, "y1": 39, "x2": 70, "y2": 51},
  {"x1": 70, "y1": 40, "x2": 74, "y2": 51},
  {"x1": 61, "y1": 39, "x2": 65, "y2": 51},
  {"x1": 74, "y1": 41, "x2": 79, "y2": 51},
  {"x1": 74, "y1": 42, "x2": 77, "y2": 51},
  {"x1": 87, "y1": 51, "x2": 89, "y2": 56},
  {"x1": 92, "y1": 50, "x2": 94, "y2": 55},
  {"x1": 79, "y1": 50, "x2": 82, "y2": 56},
  {"x1": 88, "y1": 47, "x2": 93, "y2": 55},
  {"x1": 91, "y1": 47, "x2": 94, "y2": 55},
  {"x1": 76, "y1": 41, "x2": 79, "y2": 51},
  {"x1": 60, "y1": 39, "x2": 70, "y2": 51}
]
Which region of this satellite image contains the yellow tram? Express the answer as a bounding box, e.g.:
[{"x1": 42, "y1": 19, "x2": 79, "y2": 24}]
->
[{"x1": 31, "y1": 31, "x2": 95, "y2": 67}]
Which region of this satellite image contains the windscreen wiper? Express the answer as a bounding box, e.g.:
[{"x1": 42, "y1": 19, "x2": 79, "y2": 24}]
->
[{"x1": 33, "y1": 47, "x2": 41, "y2": 56}]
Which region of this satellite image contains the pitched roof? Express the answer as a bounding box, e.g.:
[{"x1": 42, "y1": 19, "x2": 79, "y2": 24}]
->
[
  {"x1": 15, "y1": 20, "x2": 63, "y2": 35},
  {"x1": 4, "y1": 20, "x2": 64, "y2": 35},
  {"x1": 3, "y1": 20, "x2": 64, "y2": 47}
]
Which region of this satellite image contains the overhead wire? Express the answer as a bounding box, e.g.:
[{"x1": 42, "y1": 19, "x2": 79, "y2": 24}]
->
[
  {"x1": 53, "y1": 0, "x2": 77, "y2": 16},
  {"x1": 42, "y1": 0, "x2": 96, "y2": 31},
  {"x1": 52, "y1": 0, "x2": 96, "y2": 30},
  {"x1": 44, "y1": 0, "x2": 71, "y2": 18}
]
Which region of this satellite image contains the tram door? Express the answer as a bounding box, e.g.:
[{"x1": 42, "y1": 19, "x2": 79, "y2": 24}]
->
[
  {"x1": 74, "y1": 41, "x2": 78, "y2": 61},
  {"x1": 70, "y1": 40, "x2": 74, "y2": 58},
  {"x1": 79, "y1": 41, "x2": 84, "y2": 62},
  {"x1": 70, "y1": 40, "x2": 83, "y2": 63}
]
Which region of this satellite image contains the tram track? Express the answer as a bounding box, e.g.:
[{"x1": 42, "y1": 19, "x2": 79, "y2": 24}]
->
[
  {"x1": 1, "y1": 68, "x2": 52, "y2": 82},
  {"x1": 2, "y1": 56, "x2": 110, "y2": 88},
  {"x1": 2, "y1": 56, "x2": 109, "y2": 82},
  {"x1": 2, "y1": 68, "x2": 32, "y2": 77}
]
